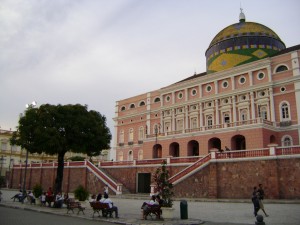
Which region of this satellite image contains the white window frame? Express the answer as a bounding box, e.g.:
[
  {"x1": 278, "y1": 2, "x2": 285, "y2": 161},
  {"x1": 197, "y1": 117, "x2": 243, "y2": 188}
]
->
[{"x1": 279, "y1": 101, "x2": 290, "y2": 121}]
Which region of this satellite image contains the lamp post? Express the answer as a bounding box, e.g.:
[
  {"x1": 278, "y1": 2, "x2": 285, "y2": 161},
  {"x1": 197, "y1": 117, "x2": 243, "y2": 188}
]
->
[
  {"x1": 22, "y1": 101, "x2": 37, "y2": 203},
  {"x1": 0, "y1": 155, "x2": 4, "y2": 176},
  {"x1": 8, "y1": 145, "x2": 13, "y2": 171}
]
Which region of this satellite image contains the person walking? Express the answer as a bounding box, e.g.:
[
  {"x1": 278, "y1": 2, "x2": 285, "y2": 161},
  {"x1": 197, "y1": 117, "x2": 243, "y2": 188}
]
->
[
  {"x1": 251, "y1": 186, "x2": 260, "y2": 216},
  {"x1": 257, "y1": 183, "x2": 269, "y2": 217}
]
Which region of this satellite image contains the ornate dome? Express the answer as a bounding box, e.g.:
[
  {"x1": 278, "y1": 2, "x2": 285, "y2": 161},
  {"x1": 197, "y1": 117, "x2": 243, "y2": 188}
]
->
[{"x1": 205, "y1": 10, "x2": 286, "y2": 73}]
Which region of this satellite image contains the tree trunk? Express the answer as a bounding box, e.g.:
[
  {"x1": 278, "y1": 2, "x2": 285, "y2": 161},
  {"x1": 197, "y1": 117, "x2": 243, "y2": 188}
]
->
[{"x1": 54, "y1": 151, "x2": 65, "y2": 194}]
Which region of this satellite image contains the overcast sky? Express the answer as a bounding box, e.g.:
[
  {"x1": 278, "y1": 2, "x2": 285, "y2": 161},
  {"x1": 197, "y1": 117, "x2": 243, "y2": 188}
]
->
[{"x1": 1, "y1": 0, "x2": 299, "y2": 144}]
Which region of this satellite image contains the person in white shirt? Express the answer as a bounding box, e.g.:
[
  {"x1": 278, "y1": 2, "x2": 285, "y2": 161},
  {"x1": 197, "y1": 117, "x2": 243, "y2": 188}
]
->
[
  {"x1": 40, "y1": 192, "x2": 46, "y2": 206},
  {"x1": 28, "y1": 191, "x2": 36, "y2": 204},
  {"x1": 100, "y1": 193, "x2": 119, "y2": 218},
  {"x1": 104, "y1": 185, "x2": 109, "y2": 195},
  {"x1": 54, "y1": 192, "x2": 64, "y2": 208}
]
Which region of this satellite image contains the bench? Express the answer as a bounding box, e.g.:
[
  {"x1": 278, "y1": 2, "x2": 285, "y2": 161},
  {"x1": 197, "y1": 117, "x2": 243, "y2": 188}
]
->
[
  {"x1": 143, "y1": 205, "x2": 161, "y2": 220},
  {"x1": 90, "y1": 202, "x2": 112, "y2": 218},
  {"x1": 66, "y1": 200, "x2": 85, "y2": 215}
]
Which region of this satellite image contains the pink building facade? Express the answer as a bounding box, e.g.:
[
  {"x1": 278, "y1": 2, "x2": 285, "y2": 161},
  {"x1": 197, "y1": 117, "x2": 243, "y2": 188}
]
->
[{"x1": 114, "y1": 12, "x2": 300, "y2": 162}]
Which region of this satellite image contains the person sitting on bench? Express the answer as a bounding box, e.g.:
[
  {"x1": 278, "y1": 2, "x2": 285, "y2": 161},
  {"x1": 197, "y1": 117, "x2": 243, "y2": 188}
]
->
[{"x1": 100, "y1": 193, "x2": 119, "y2": 218}]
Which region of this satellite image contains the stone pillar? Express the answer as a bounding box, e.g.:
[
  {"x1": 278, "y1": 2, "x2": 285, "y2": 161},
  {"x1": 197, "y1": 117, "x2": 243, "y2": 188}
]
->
[
  {"x1": 268, "y1": 144, "x2": 278, "y2": 156},
  {"x1": 116, "y1": 183, "x2": 123, "y2": 195},
  {"x1": 166, "y1": 156, "x2": 172, "y2": 164}
]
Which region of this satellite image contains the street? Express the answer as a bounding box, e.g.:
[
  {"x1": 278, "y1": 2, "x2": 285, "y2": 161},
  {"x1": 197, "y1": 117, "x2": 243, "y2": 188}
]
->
[{"x1": 0, "y1": 206, "x2": 115, "y2": 225}]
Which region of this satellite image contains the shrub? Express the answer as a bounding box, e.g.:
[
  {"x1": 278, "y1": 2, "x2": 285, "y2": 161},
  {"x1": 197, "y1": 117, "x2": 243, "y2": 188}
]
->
[
  {"x1": 32, "y1": 183, "x2": 43, "y2": 198},
  {"x1": 68, "y1": 156, "x2": 85, "y2": 161},
  {"x1": 74, "y1": 185, "x2": 89, "y2": 201}
]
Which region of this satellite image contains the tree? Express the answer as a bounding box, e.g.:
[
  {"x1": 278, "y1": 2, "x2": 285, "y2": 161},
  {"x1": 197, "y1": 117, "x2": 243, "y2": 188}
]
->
[
  {"x1": 10, "y1": 104, "x2": 111, "y2": 193},
  {"x1": 153, "y1": 160, "x2": 174, "y2": 207}
]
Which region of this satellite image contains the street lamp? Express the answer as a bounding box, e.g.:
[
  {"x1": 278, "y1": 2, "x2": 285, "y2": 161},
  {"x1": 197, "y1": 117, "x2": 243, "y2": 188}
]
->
[
  {"x1": 22, "y1": 101, "x2": 37, "y2": 202},
  {"x1": 0, "y1": 155, "x2": 5, "y2": 176}
]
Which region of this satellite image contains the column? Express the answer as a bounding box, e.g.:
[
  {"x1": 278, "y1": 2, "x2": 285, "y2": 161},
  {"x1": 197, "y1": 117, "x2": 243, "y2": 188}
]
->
[
  {"x1": 215, "y1": 99, "x2": 219, "y2": 125},
  {"x1": 199, "y1": 103, "x2": 203, "y2": 128},
  {"x1": 269, "y1": 88, "x2": 275, "y2": 122},
  {"x1": 185, "y1": 105, "x2": 189, "y2": 131},
  {"x1": 232, "y1": 96, "x2": 237, "y2": 123},
  {"x1": 250, "y1": 92, "x2": 255, "y2": 120},
  {"x1": 249, "y1": 71, "x2": 253, "y2": 86}
]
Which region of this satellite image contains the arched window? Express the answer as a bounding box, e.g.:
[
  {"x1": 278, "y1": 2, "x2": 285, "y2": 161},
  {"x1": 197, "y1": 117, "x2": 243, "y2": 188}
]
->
[
  {"x1": 240, "y1": 109, "x2": 248, "y2": 121},
  {"x1": 119, "y1": 130, "x2": 124, "y2": 143},
  {"x1": 154, "y1": 97, "x2": 160, "y2": 103},
  {"x1": 176, "y1": 119, "x2": 183, "y2": 131},
  {"x1": 280, "y1": 102, "x2": 290, "y2": 120},
  {"x1": 276, "y1": 65, "x2": 288, "y2": 73},
  {"x1": 120, "y1": 106, "x2": 126, "y2": 111},
  {"x1": 130, "y1": 103, "x2": 135, "y2": 109},
  {"x1": 190, "y1": 117, "x2": 198, "y2": 129},
  {"x1": 118, "y1": 151, "x2": 123, "y2": 161},
  {"x1": 138, "y1": 150, "x2": 143, "y2": 160},
  {"x1": 138, "y1": 126, "x2": 144, "y2": 140},
  {"x1": 206, "y1": 115, "x2": 213, "y2": 128},
  {"x1": 281, "y1": 135, "x2": 293, "y2": 146},
  {"x1": 223, "y1": 113, "x2": 230, "y2": 124},
  {"x1": 129, "y1": 128, "x2": 134, "y2": 141},
  {"x1": 128, "y1": 150, "x2": 133, "y2": 161},
  {"x1": 139, "y1": 101, "x2": 145, "y2": 106},
  {"x1": 258, "y1": 106, "x2": 268, "y2": 120}
]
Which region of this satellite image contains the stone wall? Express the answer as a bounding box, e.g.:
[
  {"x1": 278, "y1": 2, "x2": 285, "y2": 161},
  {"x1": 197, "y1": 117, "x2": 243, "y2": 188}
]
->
[{"x1": 9, "y1": 157, "x2": 300, "y2": 199}]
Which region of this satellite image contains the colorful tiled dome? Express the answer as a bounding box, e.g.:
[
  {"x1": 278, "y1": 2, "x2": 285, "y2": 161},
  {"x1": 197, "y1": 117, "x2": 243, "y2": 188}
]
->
[{"x1": 205, "y1": 10, "x2": 286, "y2": 73}]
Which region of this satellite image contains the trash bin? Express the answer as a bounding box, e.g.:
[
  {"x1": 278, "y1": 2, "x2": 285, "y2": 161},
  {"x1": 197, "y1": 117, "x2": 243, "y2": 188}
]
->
[{"x1": 180, "y1": 200, "x2": 188, "y2": 219}]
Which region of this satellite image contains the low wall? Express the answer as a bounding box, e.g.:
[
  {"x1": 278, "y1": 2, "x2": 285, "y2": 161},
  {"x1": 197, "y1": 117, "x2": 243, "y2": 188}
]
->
[{"x1": 9, "y1": 157, "x2": 300, "y2": 199}]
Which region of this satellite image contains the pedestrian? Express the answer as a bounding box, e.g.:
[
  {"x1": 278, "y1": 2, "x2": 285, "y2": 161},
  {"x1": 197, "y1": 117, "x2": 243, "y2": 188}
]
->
[
  {"x1": 40, "y1": 192, "x2": 46, "y2": 206},
  {"x1": 257, "y1": 183, "x2": 269, "y2": 217},
  {"x1": 251, "y1": 186, "x2": 260, "y2": 216},
  {"x1": 104, "y1": 185, "x2": 109, "y2": 195}
]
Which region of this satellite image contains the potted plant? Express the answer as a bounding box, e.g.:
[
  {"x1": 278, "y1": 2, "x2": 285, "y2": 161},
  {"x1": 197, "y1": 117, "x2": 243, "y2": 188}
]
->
[
  {"x1": 153, "y1": 160, "x2": 174, "y2": 218},
  {"x1": 32, "y1": 183, "x2": 43, "y2": 204},
  {"x1": 74, "y1": 185, "x2": 89, "y2": 202}
]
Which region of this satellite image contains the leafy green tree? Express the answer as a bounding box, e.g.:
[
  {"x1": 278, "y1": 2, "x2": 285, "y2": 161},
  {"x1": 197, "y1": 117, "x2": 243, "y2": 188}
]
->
[
  {"x1": 153, "y1": 160, "x2": 174, "y2": 207},
  {"x1": 11, "y1": 104, "x2": 111, "y2": 193}
]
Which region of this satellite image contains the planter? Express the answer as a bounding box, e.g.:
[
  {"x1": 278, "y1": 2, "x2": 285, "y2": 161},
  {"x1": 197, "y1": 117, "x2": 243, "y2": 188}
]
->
[
  {"x1": 161, "y1": 207, "x2": 175, "y2": 219},
  {"x1": 35, "y1": 198, "x2": 41, "y2": 205}
]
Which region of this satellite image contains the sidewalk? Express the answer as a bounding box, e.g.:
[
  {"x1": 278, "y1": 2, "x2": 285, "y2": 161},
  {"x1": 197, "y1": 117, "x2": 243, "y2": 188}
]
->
[{"x1": 1, "y1": 189, "x2": 300, "y2": 225}]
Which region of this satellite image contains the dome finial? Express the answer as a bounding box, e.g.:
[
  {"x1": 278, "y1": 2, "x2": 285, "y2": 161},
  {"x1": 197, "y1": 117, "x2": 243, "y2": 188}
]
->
[{"x1": 239, "y1": 7, "x2": 246, "y2": 22}]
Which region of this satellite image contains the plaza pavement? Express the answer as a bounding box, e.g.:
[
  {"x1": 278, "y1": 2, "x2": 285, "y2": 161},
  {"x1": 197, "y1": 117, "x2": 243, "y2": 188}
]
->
[{"x1": 1, "y1": 189, "x2": 300, "y2": 225}]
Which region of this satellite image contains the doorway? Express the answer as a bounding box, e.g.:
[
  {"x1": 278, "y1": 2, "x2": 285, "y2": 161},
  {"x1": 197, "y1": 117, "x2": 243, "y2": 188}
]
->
[{"x1": 137, "y1": 173, "x2": 151, "y2": 193}]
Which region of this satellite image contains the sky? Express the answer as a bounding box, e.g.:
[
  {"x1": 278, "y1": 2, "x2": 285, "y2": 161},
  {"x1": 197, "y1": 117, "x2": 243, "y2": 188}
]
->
[{"x1": 1, "y1": 0, "x2": 300, "y2": 145}]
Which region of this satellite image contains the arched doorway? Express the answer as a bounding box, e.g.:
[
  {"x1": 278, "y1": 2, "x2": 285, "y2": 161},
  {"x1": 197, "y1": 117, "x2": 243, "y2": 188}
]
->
[
  {"x1": 169, "y1": 142, "x2": 180, "y2": 157},
  {"x1": 208, "y1": 137, "x2": 221, "y2": 151},
  {"x1": 231, "y1": 135, "x2": 246, "y2": 150},
  {"x1": 153, "y1": 144, "x2": 162, "y2": 158},
  {"x1": 187, "y1": 140, "x2": 199, "y2": 156}
]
